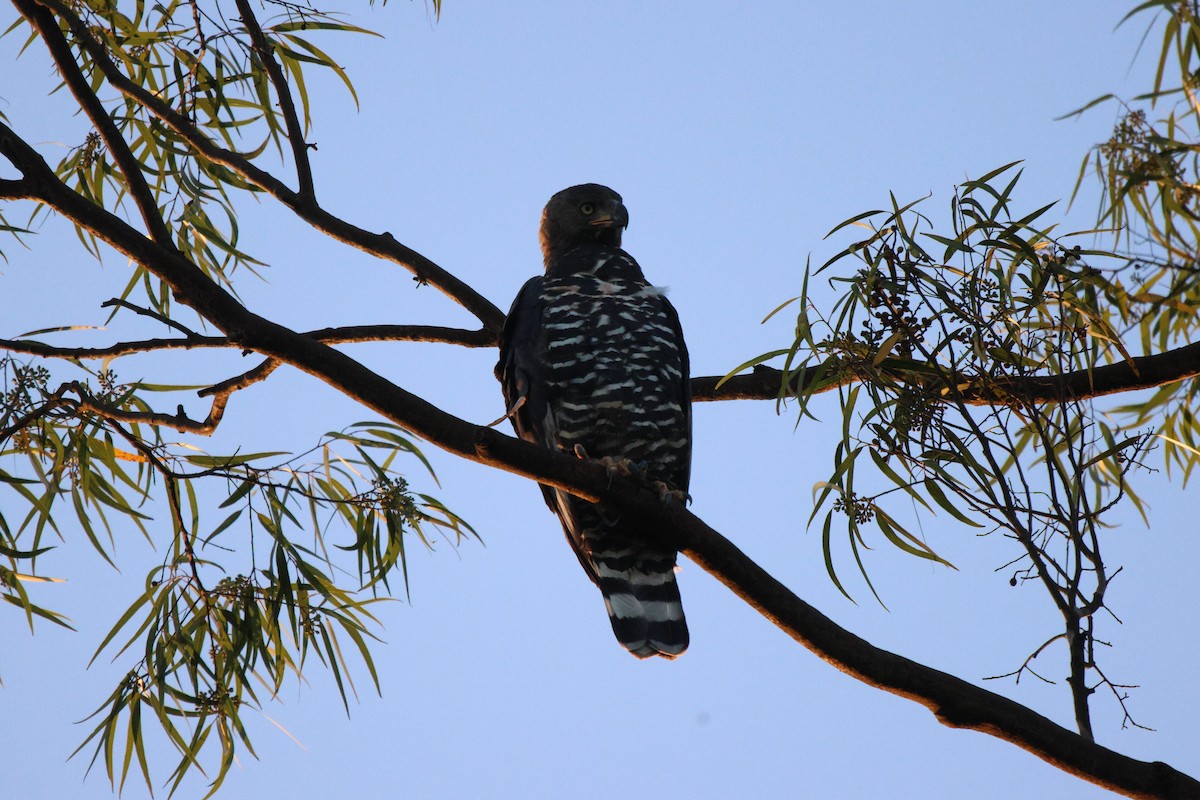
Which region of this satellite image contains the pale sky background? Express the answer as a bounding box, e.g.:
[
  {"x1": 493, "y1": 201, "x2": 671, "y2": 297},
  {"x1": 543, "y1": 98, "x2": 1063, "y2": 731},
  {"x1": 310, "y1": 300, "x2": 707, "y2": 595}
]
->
[{"x1": 1, "y1": 2, "x2": 1198, "y2": 799}]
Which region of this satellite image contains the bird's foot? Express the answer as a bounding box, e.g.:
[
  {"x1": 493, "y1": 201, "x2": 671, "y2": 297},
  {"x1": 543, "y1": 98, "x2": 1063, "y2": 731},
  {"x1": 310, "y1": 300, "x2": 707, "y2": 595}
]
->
[
  {"x1": 599, "y1": 455, "x2": 648, "y2": 487},
  {"x1": 571, "y1": 446, "x2": 647, "y2": 488},
  {"x1": 652, "y1": 480, "x2": 691, "y2": 507},
  {"x1": 599, "y1": 455, "x2": 646, "y2": 477}
]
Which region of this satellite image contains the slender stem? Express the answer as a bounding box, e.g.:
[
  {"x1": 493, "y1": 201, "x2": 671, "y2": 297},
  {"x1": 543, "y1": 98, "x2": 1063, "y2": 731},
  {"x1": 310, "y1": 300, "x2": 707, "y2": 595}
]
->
[
  {"x1": 100, "y1": 299, "x2": 202, "y2": 337},
  {"x1": 0, "y1": 324, "x2": 495, "y2": 362},
  {"x1": 1067, "y1": 619, "x2": 1095, "y2": 742}
]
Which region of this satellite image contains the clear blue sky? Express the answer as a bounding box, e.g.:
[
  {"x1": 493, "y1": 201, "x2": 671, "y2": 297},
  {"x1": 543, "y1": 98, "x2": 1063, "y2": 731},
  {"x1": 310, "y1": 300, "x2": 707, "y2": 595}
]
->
[{"x1": 1, "y1": 2, "x2": 1196, "y2": 798}]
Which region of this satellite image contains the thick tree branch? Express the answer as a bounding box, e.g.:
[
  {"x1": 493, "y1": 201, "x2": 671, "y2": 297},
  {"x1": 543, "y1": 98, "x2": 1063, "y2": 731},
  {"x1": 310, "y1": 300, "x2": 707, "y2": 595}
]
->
[
  {"x1": 0, "y1": 177, "x2": 30, "y2": 196},
  {"x1": 692, "y1": 341, "x2": 1200, "y2": 405},
  {"x1": 31, "y1": 0, "x2": 505, "y2": 333},
  {"x1": 647, "y1": 487, "x2": 1196, "y2": 800},
  {"x1": 2, "y1": 112, "x2": 1193, "y2": 797},
  {"x1": 475, "y1": 423, "x2": 1200, "y2": 799}
]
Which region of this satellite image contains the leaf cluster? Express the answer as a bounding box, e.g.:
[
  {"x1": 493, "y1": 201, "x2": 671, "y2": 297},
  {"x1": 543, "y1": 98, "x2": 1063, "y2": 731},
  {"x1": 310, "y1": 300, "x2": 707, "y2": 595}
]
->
[
  {"x1": 5, "y1": 0, "x2": 375, "y2": 312},
  {"x1": 0, "y1": 3, "x2": 483, "y2": 791},
  {"x1": 736, "y1": 163, "x2": 1153, "y2": 735},
  {"x1": 1070, "y1": 0, "x2": 1200, "y2": 478},
  {"x1": 0, "y1": 351, "x2": 473, "y2": 795}
]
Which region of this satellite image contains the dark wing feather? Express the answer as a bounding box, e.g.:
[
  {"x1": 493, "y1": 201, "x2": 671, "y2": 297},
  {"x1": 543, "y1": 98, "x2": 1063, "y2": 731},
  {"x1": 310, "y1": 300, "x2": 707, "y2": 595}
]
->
[
  {"x1": 496, "y1": 276, "x2": 557, "y2": 512},
  {"x1": 659, "y1": 293, "x2": 692, "y2": 492}
]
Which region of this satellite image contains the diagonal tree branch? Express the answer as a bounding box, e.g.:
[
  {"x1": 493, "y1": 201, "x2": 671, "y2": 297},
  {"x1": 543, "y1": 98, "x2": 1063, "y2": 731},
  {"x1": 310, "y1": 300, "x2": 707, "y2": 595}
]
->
[
  {"x1": 17, "y1": 0, "x2": 174, "y2": 249},
  {"x1": 30, "y1": 0, "x2": 505, "y2": 333},
  {"x1": 633, "y1": 474, "x2": 1196, "y2": 800},
  {"x1": 1, "y1": 108, "x2": 1194, "y2": 798}
]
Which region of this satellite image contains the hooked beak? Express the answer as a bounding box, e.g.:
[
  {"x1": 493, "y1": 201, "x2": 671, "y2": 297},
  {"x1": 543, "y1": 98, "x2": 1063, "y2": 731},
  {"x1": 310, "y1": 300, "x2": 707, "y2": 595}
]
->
[{"x1": 588, "y1": 200, "x2": 629, "y2": 230}]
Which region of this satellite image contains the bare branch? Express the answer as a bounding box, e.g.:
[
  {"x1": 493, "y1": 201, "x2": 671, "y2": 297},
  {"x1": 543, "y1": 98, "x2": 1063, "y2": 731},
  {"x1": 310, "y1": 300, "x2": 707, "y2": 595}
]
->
[
  {"x1": 74, "y1": 357, "x2": 278, "y2": 435},
  {"x1": 1091, "y1": 660, "x2": 1155, "y2": 733},
  {"x1": 100, "y1": 298, "x2": 202, "y2": 337},
  {"x1": 985, "y1": 633, "x2": 1065, "y2": 685},
  {"x1": 197, "y1": 357, "x2": 279, "y2": 400},
  {"x1": 0, "y1": 334, "x2": 230, "y2": 360},
  {"x1": 70, "y1": 378, "x2": 245, "y2": 436},
  {"x1": 691, "y1": 340, "x2": 1200, "y2": 405},
  {"x1": 233, "y1": 0, "x2": 315, "y2": 201},
  {"x1": 301, "y1": 324, "x2": 497, "y2": 348},
  {"x1": 0, "y1": 324, "x2": 495, "y2": 362}
]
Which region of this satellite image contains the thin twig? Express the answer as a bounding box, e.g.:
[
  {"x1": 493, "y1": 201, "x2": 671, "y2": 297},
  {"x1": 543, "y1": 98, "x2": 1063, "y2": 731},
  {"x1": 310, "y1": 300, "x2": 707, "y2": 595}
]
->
[
  {"x1": 101, "y1": 298, "x2": 202, "y2": 337},
  {"x1": 0, "y1": 324, "x2": 495, "y2": 363}
]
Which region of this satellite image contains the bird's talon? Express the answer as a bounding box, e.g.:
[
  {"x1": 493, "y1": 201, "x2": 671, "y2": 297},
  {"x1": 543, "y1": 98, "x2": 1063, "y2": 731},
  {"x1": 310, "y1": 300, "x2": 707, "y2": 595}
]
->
[
  {"x1": 652, "y1": 481, "x2": 689, "y2": 507},
  {"x1": 593, "y1": 455, "x2": 638, "y2": 487}
]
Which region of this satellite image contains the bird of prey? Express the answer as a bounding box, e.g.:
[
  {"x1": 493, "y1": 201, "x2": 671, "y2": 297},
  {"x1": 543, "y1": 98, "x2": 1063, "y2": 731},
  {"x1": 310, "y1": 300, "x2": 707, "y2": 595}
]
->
[{"x1": 496, "y1": 183, "x2": 691, "y2": 659}]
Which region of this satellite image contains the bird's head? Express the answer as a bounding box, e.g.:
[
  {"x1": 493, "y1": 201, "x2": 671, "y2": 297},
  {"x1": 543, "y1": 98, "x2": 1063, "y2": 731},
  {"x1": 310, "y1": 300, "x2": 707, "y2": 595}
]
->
[{"x1": 539, "y1": 183, "x2": 628, "y2": 268}]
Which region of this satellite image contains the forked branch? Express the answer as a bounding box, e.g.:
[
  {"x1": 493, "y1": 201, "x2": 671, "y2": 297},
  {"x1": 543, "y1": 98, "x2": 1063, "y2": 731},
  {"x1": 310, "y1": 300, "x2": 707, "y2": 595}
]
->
[
  {"x1": 29, "y1": 0, "x2": 504, "y2": 332},
  {"x1": 233, "y1": 0, "x2": 315, "y2": 201}
]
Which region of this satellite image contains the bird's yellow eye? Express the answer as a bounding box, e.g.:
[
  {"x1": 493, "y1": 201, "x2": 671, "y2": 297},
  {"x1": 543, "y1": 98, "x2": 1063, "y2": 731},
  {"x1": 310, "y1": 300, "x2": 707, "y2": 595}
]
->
[{"x1": 580, "y1": 202, "x2": 595, "y2": 215}]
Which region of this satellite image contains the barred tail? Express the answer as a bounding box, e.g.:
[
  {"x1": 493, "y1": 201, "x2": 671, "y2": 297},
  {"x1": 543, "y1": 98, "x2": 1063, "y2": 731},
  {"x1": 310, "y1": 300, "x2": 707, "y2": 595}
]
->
[
  {"x1": 595, "y1": 554, "x2": 689, "y2": 659},
  {"x1": 554, "y1": 495, "x2": 689, "y2": 659}
]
